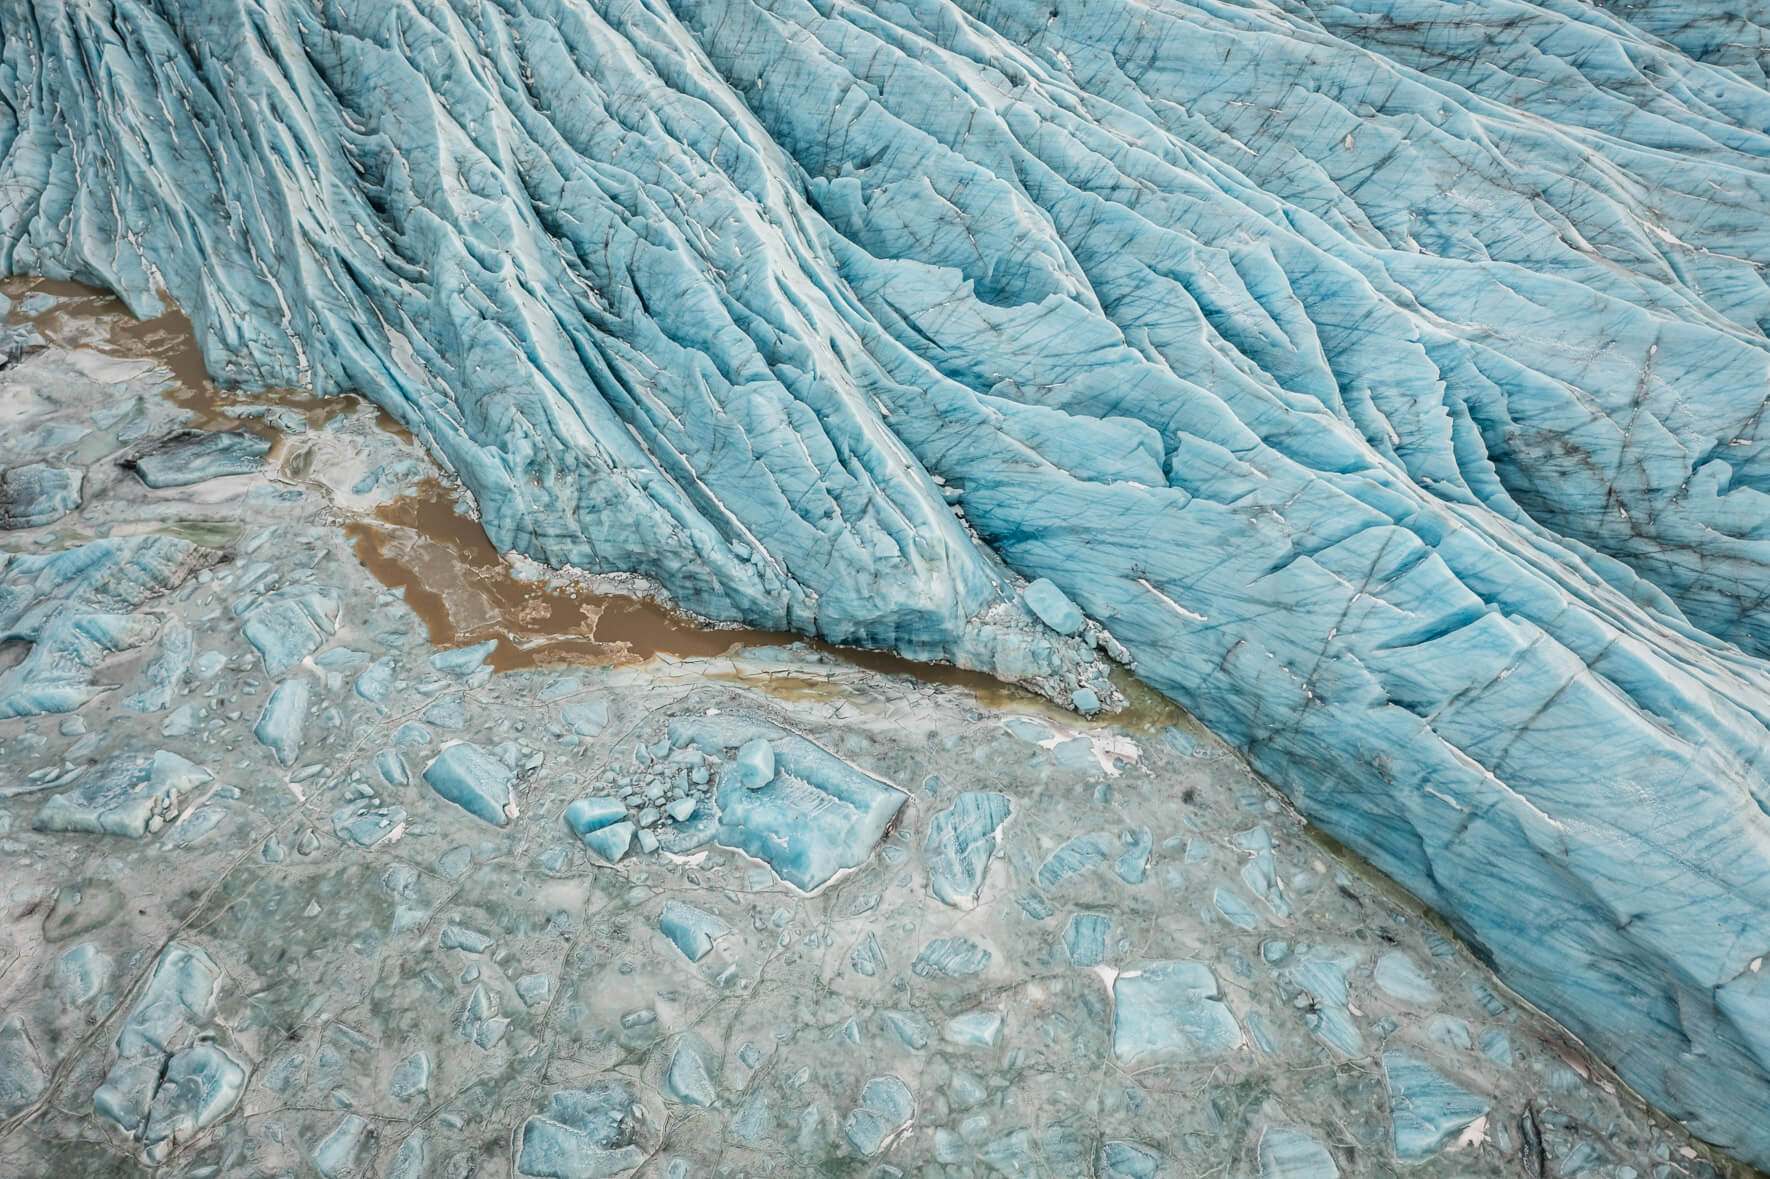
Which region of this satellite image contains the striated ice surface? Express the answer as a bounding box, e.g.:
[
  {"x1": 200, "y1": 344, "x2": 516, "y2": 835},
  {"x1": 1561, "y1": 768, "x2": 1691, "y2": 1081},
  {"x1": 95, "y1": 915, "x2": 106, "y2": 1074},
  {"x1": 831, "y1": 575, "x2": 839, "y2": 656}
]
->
[
  {"x1": 0, "y1": 112, "x2": 1762, "y2": 1179},
  {"x1": 11, "y1": 0, "x2": 1770, "y2": 1162}
]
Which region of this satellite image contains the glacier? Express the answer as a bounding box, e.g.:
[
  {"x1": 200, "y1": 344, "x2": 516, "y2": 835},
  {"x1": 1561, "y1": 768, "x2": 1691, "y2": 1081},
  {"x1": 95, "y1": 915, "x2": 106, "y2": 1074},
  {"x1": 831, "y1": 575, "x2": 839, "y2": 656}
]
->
[{"x1": 7, "y1": 0, "x2": 1770, "y2": 1167}]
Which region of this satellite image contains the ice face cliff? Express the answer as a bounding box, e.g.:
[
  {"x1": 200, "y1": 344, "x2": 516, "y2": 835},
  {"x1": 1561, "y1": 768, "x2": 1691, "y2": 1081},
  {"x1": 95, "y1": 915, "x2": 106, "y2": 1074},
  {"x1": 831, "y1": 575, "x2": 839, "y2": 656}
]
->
[{"x1": 6, "y1": 0, "x2": 1770, "y2": 1165}]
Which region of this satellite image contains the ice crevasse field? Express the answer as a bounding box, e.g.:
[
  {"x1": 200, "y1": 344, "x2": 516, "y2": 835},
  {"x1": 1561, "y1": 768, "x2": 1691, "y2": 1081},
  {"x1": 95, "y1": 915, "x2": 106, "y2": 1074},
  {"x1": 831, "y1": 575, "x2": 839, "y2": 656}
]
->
[{"x1": 6, "y1": 0, "x2": 1770, "y2": 1174}]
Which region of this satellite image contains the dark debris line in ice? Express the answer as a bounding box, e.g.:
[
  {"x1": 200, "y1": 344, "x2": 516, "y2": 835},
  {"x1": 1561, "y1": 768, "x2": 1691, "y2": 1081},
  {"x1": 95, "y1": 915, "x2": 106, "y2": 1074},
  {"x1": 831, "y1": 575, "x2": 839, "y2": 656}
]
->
[{"x1": 8, "y1": 0, "x2": 1770, "y2": 1171}]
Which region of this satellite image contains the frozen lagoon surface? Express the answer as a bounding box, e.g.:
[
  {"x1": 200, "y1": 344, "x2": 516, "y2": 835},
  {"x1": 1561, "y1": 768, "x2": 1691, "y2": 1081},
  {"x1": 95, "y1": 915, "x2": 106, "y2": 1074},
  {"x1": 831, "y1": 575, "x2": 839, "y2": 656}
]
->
[
  {"x1": 0, "y1": 286, "x2": 1741, "y2": 1178},
  {"x1": 7, "y1": 0, "x2": 1770, "y2": 1172}
]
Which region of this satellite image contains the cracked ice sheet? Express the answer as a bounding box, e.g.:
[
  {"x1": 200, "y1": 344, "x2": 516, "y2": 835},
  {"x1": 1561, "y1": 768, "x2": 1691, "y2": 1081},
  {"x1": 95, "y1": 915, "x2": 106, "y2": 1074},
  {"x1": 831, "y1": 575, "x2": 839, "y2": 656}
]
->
[
  {"x1": 13, "y1": 3, "x2": 1770, "y2": 1162},
  {"x1": 0, "y1": 291, "x2": 1745, "y2": 1176}
]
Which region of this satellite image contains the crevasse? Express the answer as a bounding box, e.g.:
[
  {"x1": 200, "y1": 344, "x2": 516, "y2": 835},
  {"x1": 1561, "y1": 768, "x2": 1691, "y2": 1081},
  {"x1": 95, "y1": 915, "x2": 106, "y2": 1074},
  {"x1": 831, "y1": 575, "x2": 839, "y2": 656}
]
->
[{"x1": 6, "y1": 0, "x2": 1770, "y2": 1165}]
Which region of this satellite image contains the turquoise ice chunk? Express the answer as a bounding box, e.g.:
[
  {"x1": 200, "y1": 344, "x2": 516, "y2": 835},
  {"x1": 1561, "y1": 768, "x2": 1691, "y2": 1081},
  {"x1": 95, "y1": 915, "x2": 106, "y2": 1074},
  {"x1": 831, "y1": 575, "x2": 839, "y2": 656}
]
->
[{"x1": 423, "y1": 742, "x2": 516, "y2": 827}]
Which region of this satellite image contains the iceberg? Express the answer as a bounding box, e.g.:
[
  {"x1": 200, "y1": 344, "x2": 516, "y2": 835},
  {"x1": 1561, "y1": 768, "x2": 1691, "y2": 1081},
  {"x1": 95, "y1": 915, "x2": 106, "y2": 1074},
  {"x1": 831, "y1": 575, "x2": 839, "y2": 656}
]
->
[{"x1": 10, "y1": 0, "x2": 1770, "y2": 1164}]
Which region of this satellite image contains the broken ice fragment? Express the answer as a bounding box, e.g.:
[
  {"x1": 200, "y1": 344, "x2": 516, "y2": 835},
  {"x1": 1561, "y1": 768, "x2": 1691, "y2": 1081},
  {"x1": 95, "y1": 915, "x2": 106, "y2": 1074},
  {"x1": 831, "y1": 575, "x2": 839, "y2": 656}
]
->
[
  {"x1": 517, "y1": 1081, "x2": 653, "y2": 1179},
  {"x1": 672, "y1": 716, "x2": 906, "y2": 892},
  {"x1": 1024, "y1": 578, "x2": 1084, "y2": 636},
  {"x1": 658, "y1": 901, "x2": 731, "y2": 963},
  {"x1": 55, "y1": 942, "x2": 112, "y2": 1007},
  {"x1": 255, "y1": 678, "x2": 310, "y2": 767},
  {"x1": 584, "y1": 822, "x2": 635, "y2": 864},
  {"x1": 943, "y1": 1010, "x2": 1003, "y2": 1049},
  {"x1": 1064, "y1": 913, "x2": 1110, "y2": 967},
  {"x1": 1036, "y1": 832, "x2": 1112, "y2": 890},
  {"x1": 241, "y1": 587, "x2": 338, "y2": 675},
  {"x1": 124, "y1": 620, "x2": 192, "y2": 712},
  {"x1": 665, "y1": 1035, "x2": 717, "y2": 1106},
  {"x1": 34, "y1": 750, "x2": 210, "y2": 838},
  {"x1": 924, "y1": 791, "x2": 1010, "y2": 907},
  {"x1": 1382, "y1": 1052, "x2": 1489, "y2": 1160},
  {"x1": 734, "y1": 736, "x2": 775, "y2": 789},
  {"x1": 93, "y1": 942, "x2": 246, "y2": 1163},
  {"x1": 844, "y1": 1075, "x2": 913, "y2": 1158},
  {"x1": 424, "y1": 742, "x2": 517, "y2": 827},
  {"x1": 312, "y1": 1113, "x2": 373, "y2": 1178},
  {"x1": 0, "y1": 1016, "x2": 48, "y2": 1116},
  {"x1": 142, "y1": 1043, "x2": 249, "y2": 1167},
  {"x1": 1373, "y1": 953, "x2": 1440, "y2": 1006},
  {"x1": 0, "y1": 464, "x2": 82, "y2": 529},
  {"x1": 126, "y1": 429, "x2": 269, "y2": 487},
  {"x1": 390, "y1": 1052, "x2": 430, "y2": 1100},
  {"x1": 430, "y1": 639, "x2": 497, "y2": 676},
  {"x1": 562, "y1": 699, "x2": 609, "y2": 737},
  {"x1": 1097, "y1": 1140, "x2": 1162, "y2": 1179},
  {"x1": 1258, "y1": 1128, "x2": 1339, "y2": 1179},
  {"x1": 912, "y1": 937, "x2": 991, "y2": 979},
  {"x1": 1111, "y1": 961, "x2": 1242, "y2": 1063},
  {"x1": 565, "y1": 797, "x2": 626, "y2": 838}
]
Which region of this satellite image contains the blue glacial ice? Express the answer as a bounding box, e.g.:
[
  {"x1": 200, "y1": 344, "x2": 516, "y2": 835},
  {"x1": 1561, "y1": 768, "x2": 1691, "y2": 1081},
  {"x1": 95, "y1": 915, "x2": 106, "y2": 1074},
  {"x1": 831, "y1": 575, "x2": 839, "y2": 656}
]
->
[{"x1": 11, "y1": 0, "x2": 1770, "y2": 1165}]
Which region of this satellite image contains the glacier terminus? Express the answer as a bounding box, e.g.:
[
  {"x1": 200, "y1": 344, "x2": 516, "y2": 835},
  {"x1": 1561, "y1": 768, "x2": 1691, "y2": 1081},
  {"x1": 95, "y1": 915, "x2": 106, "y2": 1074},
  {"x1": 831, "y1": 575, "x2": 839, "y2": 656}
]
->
[{"x1": 6, "y1": 0, "x2": 1770, "y2": 1174}]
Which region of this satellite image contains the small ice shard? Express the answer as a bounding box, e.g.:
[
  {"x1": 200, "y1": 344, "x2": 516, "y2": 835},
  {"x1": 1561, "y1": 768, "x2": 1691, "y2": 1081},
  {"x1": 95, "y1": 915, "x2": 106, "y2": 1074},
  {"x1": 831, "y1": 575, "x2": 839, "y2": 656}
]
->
[
  {"x1": 1382, "y1": 1053, "x2": 1489, "y2": 1161},
  {"x1": 430, "y1": 639, "x2": 497, "y2": 676},
  {"x1": 665, "y1": 797, "x2": 697, "y2": 822},
  {"x1": 241, "y1": 587, "x2": 339, "y2": 675},
  {"x1": 734, "y1": 736, "x2": 775, "y2": 789},
  {"x1": 93, "y1": 942, "x2": 246, "y2": 1163},
  {"x1": 1234, "y1": 827, "x2": 1290, "y2": 917},
  {"x1": 943, "y1": 1010, "x2": 1003, "y2": 1049},
  {"x1": 0, "y1": 464, "x2": 82, "y2": 529},
  {"x1": 562, "y1": 699, "x2": 609, "y2": 737},
  {"x1": 312, "y1": 1113, "x2": 373, "y2": 1178},
  {"x1": 0, "y1": 1016, "x2": 48, "y2": 1116},
  {"x1": 583, "y1": 822, "x2": 635, "y2": 864},
  {"x1": 672, "y1": 716, "x2": 906, "y2": 891},
  {"x1": 565, "y1": 797, "x2": 627, "y2": 838},
  {"x1": 1258, "y1": 1128, "x2": 1339, "y2": 1179},
  {"x1": 126, "y1": 429, "x2": 269, "y2": 487},
  {"x1": 424, "y1": 742, "x2": 517, "y2": 827},
  {"x1": 517, "y1": 1081, "x2": 652, "y2": 1178},
  {"x1": 1023, "y1": 578, "x2": 1084, "y2": 635},
  {"x1": 35, "y1": 750, "x2": 211, "y2": 838},
  {"x1": 912, "y1": 937, "x2": 991, "y2": 979},
  {"x1": 1036, "y1": 832, "x2": 1112, "y2": 890},
  {"x1": 665, "y1": 1035, "x2": 717, "y2": 1106},
  {"x1": 1111, "y1": 961, "x2": 1243, "y2": 1063},
  {"x1": 924, "y1": 791, "x2": 1010, "y2": 907},
  {"x1": 1071, "y1": 686, "x2": 1101, "y2": 714},
  {"x1": 390, "y1": 1052, "x2": 430, "y2": 1100},
  {"x1": 1064, "y1": 913, "x2": 1110, "y2": 967},
  {"x1": 1373, "y1": 953, "x2": 1440, "y2": 1006},
  {"x1": 844, "y1": 1075, "x2": 914, "y2": 1158},
  {"x1": 658, "y1": 901, "x2": 731, "y2": 963},
  {"x1": 255, "y1": 678, "x2": 310, "y2": 768}
]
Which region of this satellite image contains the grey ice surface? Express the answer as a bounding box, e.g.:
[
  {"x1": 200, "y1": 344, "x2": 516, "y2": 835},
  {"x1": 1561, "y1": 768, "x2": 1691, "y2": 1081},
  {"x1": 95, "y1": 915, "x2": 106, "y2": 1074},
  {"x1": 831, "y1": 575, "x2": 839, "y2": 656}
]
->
[{"x1": 0, "y1": 291, "x2": 1740, "y2": 1176}]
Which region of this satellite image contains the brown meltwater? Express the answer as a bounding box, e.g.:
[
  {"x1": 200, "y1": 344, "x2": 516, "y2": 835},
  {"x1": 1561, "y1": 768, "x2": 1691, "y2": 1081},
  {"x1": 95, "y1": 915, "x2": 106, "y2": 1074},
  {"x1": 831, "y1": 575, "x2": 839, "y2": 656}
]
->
[{"x1": 4, "y1": 276, "x2": 1116, "y2": 705}]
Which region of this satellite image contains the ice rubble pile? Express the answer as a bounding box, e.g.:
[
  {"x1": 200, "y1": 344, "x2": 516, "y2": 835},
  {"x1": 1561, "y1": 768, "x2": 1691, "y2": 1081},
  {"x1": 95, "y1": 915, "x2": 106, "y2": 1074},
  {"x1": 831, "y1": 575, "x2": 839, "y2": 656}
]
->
[{"x1": 8, "y1": 0, "x2": 1770, "y2": 1164}]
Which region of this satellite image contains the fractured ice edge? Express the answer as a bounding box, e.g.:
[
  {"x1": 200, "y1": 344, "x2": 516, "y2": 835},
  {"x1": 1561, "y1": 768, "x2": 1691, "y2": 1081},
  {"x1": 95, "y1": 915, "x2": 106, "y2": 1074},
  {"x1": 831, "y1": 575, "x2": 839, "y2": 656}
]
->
[
  {"x1": 6, "y1": 0, "x2": 1770, "y2": 1168},
  {"x1": 0, "y1": 283, "x2": 1745, "y2": 1174}
]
